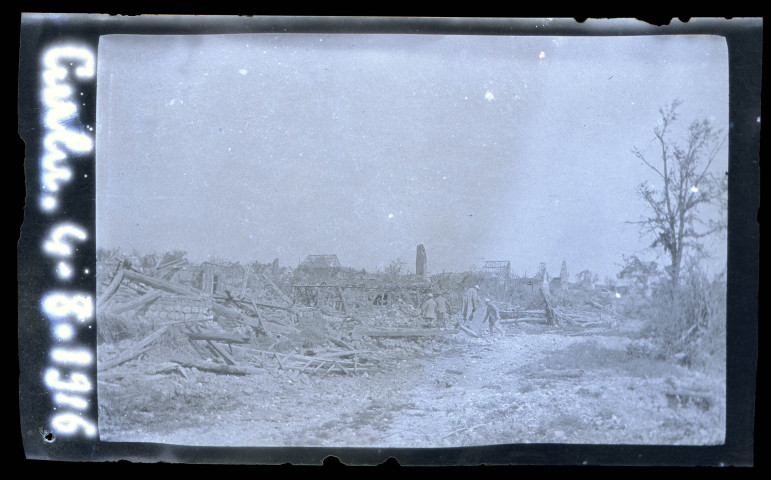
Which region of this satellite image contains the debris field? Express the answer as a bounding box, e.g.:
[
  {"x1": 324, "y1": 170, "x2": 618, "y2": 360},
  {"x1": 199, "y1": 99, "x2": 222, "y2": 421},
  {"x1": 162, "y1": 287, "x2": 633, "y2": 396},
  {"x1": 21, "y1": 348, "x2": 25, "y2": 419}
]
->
[{"x1": 96, "y1": 256, "x2": 725, "y2": 447}]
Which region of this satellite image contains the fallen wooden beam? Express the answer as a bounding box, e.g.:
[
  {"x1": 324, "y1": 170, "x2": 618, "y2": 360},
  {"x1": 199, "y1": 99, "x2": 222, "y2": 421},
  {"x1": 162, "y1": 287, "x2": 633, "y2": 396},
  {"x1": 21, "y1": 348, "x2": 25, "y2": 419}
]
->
[
  {"x1": 206, "y1": 340, "x2": 237, "y2": 365},
  {"x1": 211, "y1": 302, "x2": 299, "y2": 336},
  {"x1": 98, "y1": 327, "x2": 168, "y2": 371},
  {"x1": 214, "y1": 296, "x2": 293, "y2": 312},
  {"x1": 97, "y1": 270, "x2": 125, "y2": 309},
  {"x1": 316, "y1": 349, "x2": 372, "y2": 359},
  {"x1": 335, "y1": 361, "x2": 350, "y2": 376},
  {"x1": 108, "y1": 290, "x2": 164, "y2": 314},
  {"x1": 170, "y1": 359, "x2": 256, "y2": 376},
  {"x1": 122, "y1": 269, "x2": 202, "y2": 297},
  {"x1": 585, "y1": 298, "x2": 630, "y2": 320},
  {"x1": 273, "y1": 352, "x2": 285, "y2": 370},
  {"x1": 355, "y1": 327, "x2": 453, "y2": 338},
  {"x1": 326, "y1": 335, "x2": 355, "y2": 350},
  {"x1": 261, "y1": 273, "x2": 294, "y2": 306},
  {"x1": 458, "y1": 325, "x2": 480, "y2": 338},
  {"x1": 188, "y1": 332, "x2": 250, "y2": 344},
  {"x1": 159, "y1": 317, "x2": 215, "y2": 326},
  {"x1": 237, "y1": 347, "x2": 375, "y2": 371},
  {"x1": 500, "y1": 317, "x2": 547, "y2": 324}
]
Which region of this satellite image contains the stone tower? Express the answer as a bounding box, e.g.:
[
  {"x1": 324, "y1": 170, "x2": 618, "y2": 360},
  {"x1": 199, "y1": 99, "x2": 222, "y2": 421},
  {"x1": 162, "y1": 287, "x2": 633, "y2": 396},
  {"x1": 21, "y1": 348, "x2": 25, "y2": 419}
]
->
[{"x1": 416, "y1": 244, "x2": 427, "y2": 280}]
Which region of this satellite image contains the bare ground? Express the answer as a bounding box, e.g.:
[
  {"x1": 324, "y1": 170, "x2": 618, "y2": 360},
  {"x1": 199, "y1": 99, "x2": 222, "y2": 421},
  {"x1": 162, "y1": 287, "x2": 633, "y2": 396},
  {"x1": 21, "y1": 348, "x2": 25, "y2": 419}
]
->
[{"x1": 97, "y1": 310, "x2": 725, "y2": 449}]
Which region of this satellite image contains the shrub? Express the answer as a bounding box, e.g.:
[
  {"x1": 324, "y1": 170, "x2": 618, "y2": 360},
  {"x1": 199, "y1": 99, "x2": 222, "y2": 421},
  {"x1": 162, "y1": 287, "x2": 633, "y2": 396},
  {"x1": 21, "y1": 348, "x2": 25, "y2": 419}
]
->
[{"x1": 643, "y1": 263, "x2": 726, "y2": 372}]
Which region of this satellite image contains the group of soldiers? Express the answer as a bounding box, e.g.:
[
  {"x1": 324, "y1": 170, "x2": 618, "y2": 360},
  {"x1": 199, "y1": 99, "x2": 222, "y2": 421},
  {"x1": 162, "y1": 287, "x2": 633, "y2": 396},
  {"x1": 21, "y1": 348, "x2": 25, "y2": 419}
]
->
[{"x1": 420, "y1": 285, "x2": 504, "y2": 335}]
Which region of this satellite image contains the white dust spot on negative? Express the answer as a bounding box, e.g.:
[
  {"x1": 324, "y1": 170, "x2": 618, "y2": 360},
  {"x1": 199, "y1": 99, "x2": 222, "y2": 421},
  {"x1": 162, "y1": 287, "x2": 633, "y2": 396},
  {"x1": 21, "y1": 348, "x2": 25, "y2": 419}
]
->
[
  {"x1": 55, "y1": 324, "x2": 73, "y2": 340},
  {"x1": 539, "y1": 51, "x2": 546, "y2": 59},
  {"x1": 169, "y1": 99, "x2": 175, "y2": 105},
  {"x1": 56, "y1": 262, "x2": 72, "y2": 279},
  {"x1": 388, "y1": 213, "x2": 394, "y2": 219},
  {"x1": 239, "y1": 69, "x2": 248, "y2": 75},
  {"x1": 485, "y1": 92, "x2": 494, "y2": 101},
  {"x1": 690, "y1": 186, "x2": 699, "y2": 193},
  {"x1": 42, "y1": 196, "x2": 56, "y2": 210}
]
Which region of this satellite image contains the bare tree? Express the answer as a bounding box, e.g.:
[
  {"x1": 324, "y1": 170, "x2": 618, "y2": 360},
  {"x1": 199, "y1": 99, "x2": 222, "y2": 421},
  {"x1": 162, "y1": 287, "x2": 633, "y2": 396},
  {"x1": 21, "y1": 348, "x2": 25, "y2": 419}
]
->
[
  {"x1": 631, "y1": 100, "x2": 727, "y2": 285},
  {"x1": 385, "y1": 257, "x2": 406, "y2": 281},
  {"x1": 577, "y1": 269, "x2": 599, "y2": 290}
]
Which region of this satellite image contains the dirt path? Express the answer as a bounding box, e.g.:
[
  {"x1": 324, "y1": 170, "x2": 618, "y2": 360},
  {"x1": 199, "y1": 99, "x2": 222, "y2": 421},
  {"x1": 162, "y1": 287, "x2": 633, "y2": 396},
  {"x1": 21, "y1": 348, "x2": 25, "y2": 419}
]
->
[{"x1": 98, "y1": 317, "x2": 725, "y2": 448}]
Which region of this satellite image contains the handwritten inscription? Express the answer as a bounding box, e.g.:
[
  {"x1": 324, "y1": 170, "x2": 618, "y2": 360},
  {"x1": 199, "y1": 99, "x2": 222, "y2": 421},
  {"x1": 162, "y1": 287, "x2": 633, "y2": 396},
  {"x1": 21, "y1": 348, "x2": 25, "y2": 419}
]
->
[
  {"x1": 38, "y1": 44, "x2": 97, "y2": 439},
  {"x1": 40, "y1": 45, "x2": 95, "y2": 212}
]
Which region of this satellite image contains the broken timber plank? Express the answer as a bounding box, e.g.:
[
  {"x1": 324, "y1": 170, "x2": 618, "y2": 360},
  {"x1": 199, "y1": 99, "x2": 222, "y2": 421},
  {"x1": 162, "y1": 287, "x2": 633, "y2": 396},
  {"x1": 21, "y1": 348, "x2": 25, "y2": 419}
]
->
[
  {"x1": 458, "y1": 325, "x2": 480, "y2": 338},
  {"x1": 186, "y1": 330, "x2": 214, "y2": 360},
  {"x1": 326, "y1": 335, "x2": 355, "y2": 350},
  {"x1": 250, "y1": 301, "x2": 293, "y2": 312},
  {"x1": 122, "y1": 269, "x2": 202, "y2": 297},
  {"x1": 335, "y1": 361, "x2": 349, "y2": 376},
  {"x1": 187, "y1": 332, "x2": 251, "y2": 344},
  {"x1": 585, "y1": 299, "x2": 630, "y2": 320},
  {"x1": 500, "y1": 317, "x2": 547, "y2": 324},
  {"x1": 170, "y1": 359, "x2": 256, "y2": 376},
  {"x1": 274, "y1": 352, "x2": 284, "y2": 370},
  {"x1": 206, "y1": 340, "x2": 237, "y2": 365},
  {"x1": 261, "y1": 273, "x2": 293, "y2": 306},
  {"x1": 213, "y1": 296, "x2": 293, "y2": 312},
  {"x1": 98, "y1": 327, "x2": 168, "y2": 371},
  {"x1": 108, "y1": 290, "x2": 164, "y2": 314},
  {"x1": 356, "y1": 327, "x2": 452, "y2": 338},
  {"x1": 159, "y1": 317, "x2": 215, "y2": 326},
  {"x1": 299, "y1": 359, "x2": 316, "y2": 373},
  {"x1": 247, "y1": 300, "x2": 271, "y2": 336},
  {"x1": 211, "y1": 302, "x2": 299, "y2": 336},
  {"x1": 317, "y1": 349, "x2": 372, "y2": 359},
  {"x1": 97, "y1": 270, "x2": 125, "y2": 309}
]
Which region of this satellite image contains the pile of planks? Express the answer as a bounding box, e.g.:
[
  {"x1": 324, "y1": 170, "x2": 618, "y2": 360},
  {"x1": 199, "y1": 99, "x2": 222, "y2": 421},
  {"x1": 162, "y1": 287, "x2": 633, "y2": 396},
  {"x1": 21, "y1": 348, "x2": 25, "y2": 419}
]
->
[
  {"x1": 497, "y1": 289, "x2": 624, "y2": 328},
  {"x1": 97, "y1": 266, "x2": 377, "y2": 376}
]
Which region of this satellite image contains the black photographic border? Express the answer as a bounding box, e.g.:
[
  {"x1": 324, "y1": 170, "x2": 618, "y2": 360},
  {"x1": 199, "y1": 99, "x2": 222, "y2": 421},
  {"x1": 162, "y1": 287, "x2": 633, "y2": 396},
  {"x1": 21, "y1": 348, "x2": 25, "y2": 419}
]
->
[{"x1": 17, "y1": 15, "x2": 760, "y2": 466}]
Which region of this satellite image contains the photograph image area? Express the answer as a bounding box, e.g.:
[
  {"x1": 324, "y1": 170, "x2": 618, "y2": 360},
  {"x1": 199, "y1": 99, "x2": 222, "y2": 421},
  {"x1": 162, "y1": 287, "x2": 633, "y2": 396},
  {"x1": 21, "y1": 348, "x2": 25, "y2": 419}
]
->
[{"x1": 95, "y1": 33, "x2": 728, "y2": 447}]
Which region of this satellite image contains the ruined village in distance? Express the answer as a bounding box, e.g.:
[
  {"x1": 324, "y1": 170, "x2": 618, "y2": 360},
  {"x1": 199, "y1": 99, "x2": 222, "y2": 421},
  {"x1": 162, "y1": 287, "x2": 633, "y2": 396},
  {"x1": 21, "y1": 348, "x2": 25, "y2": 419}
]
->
[{"x1": 96, "y1": 243, "x2": 726, "y2": 447}]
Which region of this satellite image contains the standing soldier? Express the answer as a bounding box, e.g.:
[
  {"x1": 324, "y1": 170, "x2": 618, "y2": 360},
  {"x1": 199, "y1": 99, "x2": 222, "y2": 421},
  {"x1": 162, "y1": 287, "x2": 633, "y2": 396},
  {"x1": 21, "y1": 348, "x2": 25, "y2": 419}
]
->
[
  {"x1": 461, "y1": 285, "x2": 480, "y2": 326},
  {"x1": 421, "y1": 293, "x2": 438, "y2": 328},
  {"x1": 434, "y1": 292, "x2": 451, "y2": 328},
  {"x1": 483, "y1": 297, "x2": 504, "y2": 336}
]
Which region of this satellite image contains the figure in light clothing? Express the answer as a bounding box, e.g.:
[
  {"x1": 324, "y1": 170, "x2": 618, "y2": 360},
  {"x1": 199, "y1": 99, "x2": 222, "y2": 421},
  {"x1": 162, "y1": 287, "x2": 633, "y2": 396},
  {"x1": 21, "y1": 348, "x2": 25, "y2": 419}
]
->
[
  {"x1": 483, "y1": 297, "x2": 504, "y2": 335},
  {"x1": 462, "y1": 285, "x2": 480, "y2": 324},
  {"x1": 421, "y1": 293, "x2": 437, "y2": 327},
  {"x1": 434, "y1": 293, "x2": 451, "y2": 327}
]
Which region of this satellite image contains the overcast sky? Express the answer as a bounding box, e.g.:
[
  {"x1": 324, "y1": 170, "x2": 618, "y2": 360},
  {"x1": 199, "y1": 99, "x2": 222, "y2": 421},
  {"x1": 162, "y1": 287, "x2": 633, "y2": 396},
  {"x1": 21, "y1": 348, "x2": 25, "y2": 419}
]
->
[{"x1": 96, "y1": 33, "x2": 728, "y2": 280}]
